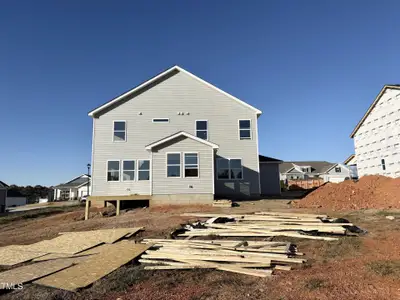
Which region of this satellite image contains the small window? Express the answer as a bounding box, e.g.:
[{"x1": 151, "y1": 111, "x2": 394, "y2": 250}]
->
[
  {"x1": 152, "y1": 118, "x2": 169, "y2": 123},
  {"x1": 113, "y1": 121, "x2": 126, "y2": 142},
  {"x1": 196, "y1": 120, "x2": 208, "y2": 140},
  {"x1": 167, "y1": 153, "x2": 181, "y2": 177},
  {"x1": 217, "y1": 158, "x2": 243, "y2": 180},
  {"x1": 107, "y1": 160, "x2": 120, "y2": 181},
  {"x1": 239, "y1": 120, "x2": 251, "y2": 140},
  {"x1": 381, "y1": 159, "x2": 386, "y2": 171},
  {"x1": 184, "y1": 153, "x2": 199, "y2": 177},
  {"x1": 138, "y1": 160, "x2": 150, "y2": 181},
  {"x1": 335, "y1": 167, "x2": 341, "y2": 173},
  {"x1": 122, "y1": 160, "x2": 135, "y2": 181}
]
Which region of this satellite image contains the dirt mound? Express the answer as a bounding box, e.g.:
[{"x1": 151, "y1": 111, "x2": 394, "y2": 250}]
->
[{"x1": 295, "y1": 175, "x2": 400, "y2": 210}]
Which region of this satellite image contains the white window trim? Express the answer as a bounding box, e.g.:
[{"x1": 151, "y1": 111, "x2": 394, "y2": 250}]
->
[
  {"x1": 195, "y1": 120, "x2": 208, "y2": 140},
  {"x1": 107, "y1": 159, "x2": 121, "y2": 182},
  {"x1": 113, "y1": 120, "x2": 127, "y2": 142},
  {"x1": 238, "y1": 119, "x2": 252, "y2": 140},
  {"x1": 166, "y1": 152, "x2": 181, "y2": 178},
  {"x1": 183, "y1": 152, "x2": 199, "y2": 178},
  {"x1": 152, "y1": 118, "x2": 170, "y2": 123},
  {"x1": 138, "y1": 159, "x2": 151, "y2": 181},
  {"x1": 122, "y1": 160, "x2": 135, "y2": 181},
  {"x1": 216, "y1": 158, "x2": 244, "y2": 180}
]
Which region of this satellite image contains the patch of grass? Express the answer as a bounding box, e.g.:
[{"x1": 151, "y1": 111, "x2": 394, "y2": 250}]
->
[
  {"x1": 0, "y1": 206, "x2": 80, "y2": 225},
  {"x1": 304, "y1": 278, "x2": 325, "y2": 290},
  {"x1": 368, "y1": 260, "x2": 400, "y2": 277},
  {"x1": 321, "y1": 237, "x2": 362, "y2": 259}
]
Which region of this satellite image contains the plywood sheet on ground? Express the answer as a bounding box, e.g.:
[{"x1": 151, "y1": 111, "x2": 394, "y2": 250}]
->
[
  {"x1": 25, "y1": 228, "x2": 143, "y2": 255},
  {"x1": 34, "y1": 242, "x2": 151, "y2": 291},
  {"x1": 0, "y1": 259, "x2": 74, "y2": 286},
  {"x1": 0, "y1": 246, "x2": 47, "y2": 266}
]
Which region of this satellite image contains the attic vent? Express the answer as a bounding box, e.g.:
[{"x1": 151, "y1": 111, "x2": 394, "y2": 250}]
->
[{"x1": 152, "y1": 118, "x2": 169, "y2": 123}]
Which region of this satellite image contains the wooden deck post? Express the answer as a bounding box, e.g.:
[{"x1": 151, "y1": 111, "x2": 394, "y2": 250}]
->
[
  {"x1": 116, "y1": 199, "x2": 121, "y2": 216},
  {"x1": 85, "y1": 199, "x2": 90, "y2": 220}
]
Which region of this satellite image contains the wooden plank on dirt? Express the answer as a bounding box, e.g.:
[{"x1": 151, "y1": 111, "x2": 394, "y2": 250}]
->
[
  {"x1": 34, "y1": 242, "x2": 151, "y2": 291},
  {"x1": 0, "y1": 259, "x2": 74, "y2": 287},
  {"x1": 0, "y1": 246, "x2": 48, "y2": 266},
  {"x1": 141, "y1": 253, "x2": 272, "y2": 264}
]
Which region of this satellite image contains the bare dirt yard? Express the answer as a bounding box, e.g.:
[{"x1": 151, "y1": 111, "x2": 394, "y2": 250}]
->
[{"x1": 1, "y1": 199, "x2": 400, "y2": 300}]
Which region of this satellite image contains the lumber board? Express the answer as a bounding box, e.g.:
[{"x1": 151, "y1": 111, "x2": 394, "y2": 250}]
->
[
  {"x1": 141, "y1": 253, "x2": 272, "y2": 264},
  {"x1": 34, "y1": 242, "x2": 151, "y2": 291},
  {"x1": 254, "y1": 211, "x2": 327, "y2": 218},
  {"x1": 274, "y1": 265, "x2": 292, "y2": 271},
  {"x1": 0, "y1": 259, "x2": 74, "y2": 287},
  {"x1": 0, "y1": 246, "x2": 47, "y2": 266}
]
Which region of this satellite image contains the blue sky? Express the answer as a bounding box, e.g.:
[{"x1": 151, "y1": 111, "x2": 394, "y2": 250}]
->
[{"x1": 1, "y1": 0, "x2": 400, "y2": 186}]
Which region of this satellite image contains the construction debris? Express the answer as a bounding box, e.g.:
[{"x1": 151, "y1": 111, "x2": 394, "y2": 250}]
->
[
  {"x1": 138, "y1": 211, "x2": 363, "y2": 277},
  {"x1": 213, "y1": 199, "x2": 232, "y2": 207},
  {"x1": 0, "y1": 228, "x2": 145, "y2": 290}
]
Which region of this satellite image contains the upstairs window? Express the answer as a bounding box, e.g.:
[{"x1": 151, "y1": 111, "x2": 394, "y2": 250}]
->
[
  {"x1": 196, "y1": 120, "x2": 208, "y2": 140},
  {"x1": 335, "y1": 167, "x2": 342, "y2": 173},
  {"x1": 138, "y1": 160, "x2": 150, "y2": 181},
  {"x1": 217, "y1": 158, "x2": 243, "y2": 180},
  {"x1": 107, "y1": 161, "x2": 120, "y2": 181},
  {"x1": 381, "y1": 159, "x2": 386, "y2": 171},
  {"x1": 113, "y1": 121, "x2": 126, "y2": 142},
  {"x1": 184, "y1": 153, "x2": 199, "y2": 177},
  {"x1": 122, "y1": 160, "x2": 135, "y2": 181},
  {"x1": 167, "y1": 153, "x2": 181, "y2": 177},
  {"x1": 239, "y1": 120, "x2": 251, "y2": 140}
]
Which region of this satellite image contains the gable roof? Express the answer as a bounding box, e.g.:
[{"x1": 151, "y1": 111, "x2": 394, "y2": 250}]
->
[
  {"x1": 88, "y1": 65, "x2": 262, "y2": 117},
  {"x1": 343, "y1": 154, "x2": 355, "y2": 165},
  {"x1": 145, "y1": 131, "x2": 219, "y2": 150},
  {"x1": 279, "y1": 161, "x2": 336, "y2": 174},
  {"x1": 350, "y1": 85, "x2": 400, "y2": 138},
  {"x1": 55, "y1": 174, "x2": 91, "y2": 189},
  {"x1": 0, "y1": 181, "x2": 8, "y2": 189},
  {"x1": 259, "y1": 155, "x2": 282, "y2": 163}
]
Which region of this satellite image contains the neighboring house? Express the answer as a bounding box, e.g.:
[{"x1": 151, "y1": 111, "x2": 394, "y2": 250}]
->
[
  {"x1": 350, "y1": 85, "x2": 400, "y2": 178},
  {"x1": 344, "y1": 154, "x2": 358, "y2": 179},
  {"x1": 54, "y1": 174, "x2": 91, "y2": 200},
  {"x1": 0, "y1": 181, "x2": 7, "y2": 213},
  {"x1": 88, "y1": 65, "x2": 280, "y2": 205},
  {"x1": 259, "y1": 155, "x2": 283, "y2": 196},
  {"x1": 279, "y1": 161, "x2": 351, "y2": 183},
  {"x1": 6, "y1": 190, "x2": 27, "y2": 207}
]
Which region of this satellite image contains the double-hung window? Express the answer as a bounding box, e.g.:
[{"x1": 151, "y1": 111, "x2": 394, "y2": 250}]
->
[
  {"x1": 138, "y1": 160, "x2": 150, "y2": 180},
  {"x1": 217, "y1": 158, "x2": 243, "y2": 180},
  {"x1": 239, "y1": 120, "x2": 251, "y2": 140},
  {"x1": 334, "y1": 167, "x2": 341, "y2": 173},
  {"x1": 184, "y1": 153, "x2": 199, "y2": 177},
  {"x1": 167, "y1": 153, "x2": 181, "y2": 177},
  {"x1": 122, "y1": 160, "x2": 135, "y2": 181},
  {"x1": 196, "y1": 120, "x2": 208, "y2": 140},
  {"x1": 113, "y1": 121, "x2": 126, "y2": 141},
  {"x1": 107, "y1": 160, "x2": 120, "y2": 181}
]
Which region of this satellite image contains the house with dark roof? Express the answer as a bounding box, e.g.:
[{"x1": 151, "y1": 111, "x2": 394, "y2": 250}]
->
[
  {"x1": 54, "y1": 174, "x2": 91, "y2": 200},
  {"x1": 279, "y1": 161, "x2": 351, "y2": 183},
  {"x1": 350, "y1": 85, "x2": 400, "y2": 178},
  {"x1": 6, "y1": 189, "x2": 27, "y2": 207}
]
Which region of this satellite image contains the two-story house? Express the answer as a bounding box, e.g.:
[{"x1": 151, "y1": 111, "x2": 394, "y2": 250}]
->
[
  {"x1": 88, "y1": 66, "x2": 281, "y2": 205},
  {"x1": 350, "y1": 85, "x2": 400, "y2": 178}
]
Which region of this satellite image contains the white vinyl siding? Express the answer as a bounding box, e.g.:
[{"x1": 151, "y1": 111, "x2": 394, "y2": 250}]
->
[{"x1": 92, "y1": 70, "x2": 260, "y2": 196}]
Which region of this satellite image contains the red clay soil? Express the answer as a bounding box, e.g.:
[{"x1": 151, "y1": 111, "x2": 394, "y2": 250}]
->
[{"x1": 295, "y1": 175, "x2": 400, "y2": 211}]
